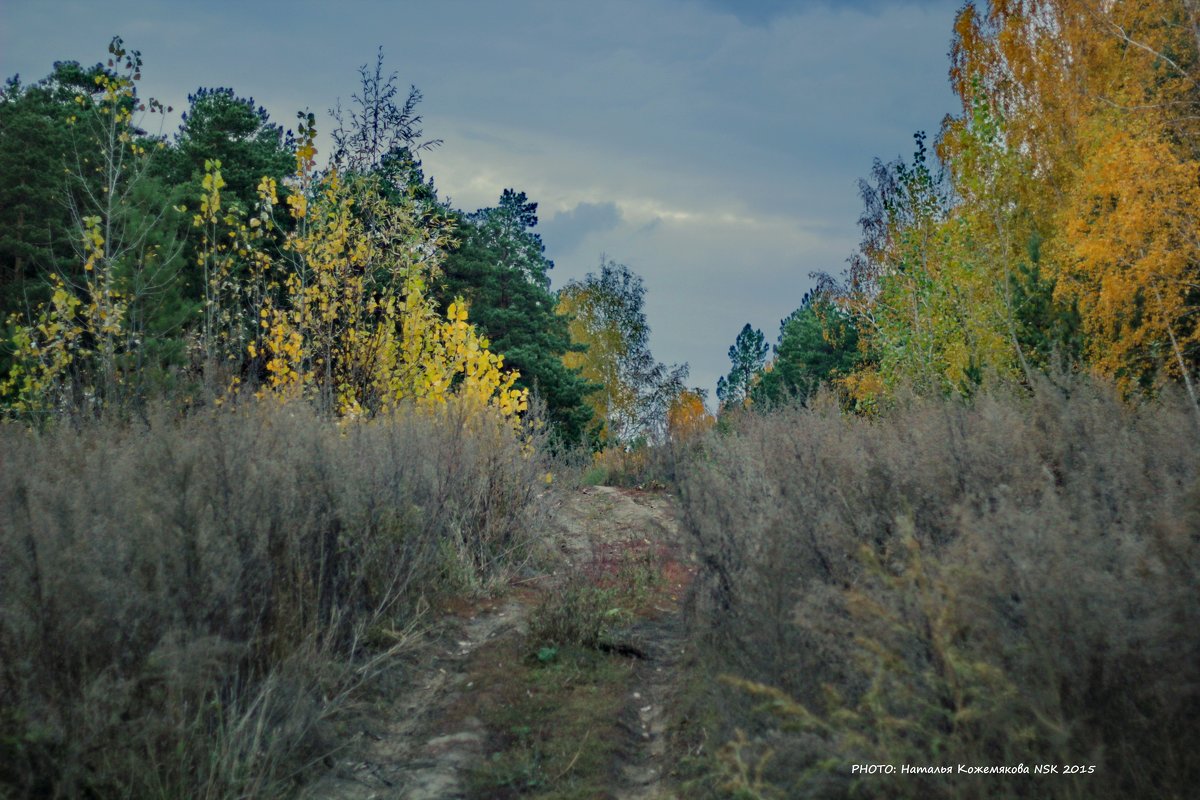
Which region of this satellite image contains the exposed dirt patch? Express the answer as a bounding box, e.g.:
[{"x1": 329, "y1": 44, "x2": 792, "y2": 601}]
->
[
  {"x1": 575, "y1": 489, "x2": 693, "y2": 799},
  {"x1": 302, "y1": 598, "x2": 530, "y2": 800},
  {"x1": 303, "y1": 485, "x2": 692, "y2": 800}
]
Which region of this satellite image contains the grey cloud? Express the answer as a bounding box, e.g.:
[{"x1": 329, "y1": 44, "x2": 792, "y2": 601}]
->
[
  {"x1": 459, "y1": 127, "x2": 540, "y2": 156},
  {"x1": 0, "y1": 0, "x2": 963, "y2": 397},
  {"x1": 692, "y1": 0, "x2": 952, "y2": 24},
  {"x1": 636, "y1": 218, "x2": 664, "y2": 237},
  {"x1": 540, "y1": 201, "x2": 622, "y2": 257}
]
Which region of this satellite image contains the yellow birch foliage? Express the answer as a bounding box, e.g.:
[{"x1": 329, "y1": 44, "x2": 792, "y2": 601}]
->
[
  {"x1": 556, "y1": 284, "x2": 637, "y2": 441},
  {"x1": 1, "y1": 216, "x2": 127, "y2": 415},
  {"x1": 946, "y1": 0, "x2": 1200, "y2": 389},
  {"x1": 2, "y1": 38, "x2": 162, "y2": 415},
  {"x1": 0, "y1": 277, "x2": 84, "y2": 414},
  {"x1": 845, "y1": 0, "x2": 1200, "y2": 405},
  {"x1": 2, "y1": 94, "x2": 528, "y2": 424},
  {"x1": 252, "y1": 119, "x2": 526, "y2": 419},
  {"x1": 191, "y1": 160, "x2": 279, "y2": 381},
  {"x1": 1054, "y1": 116, "x2": 1200, "y2": 387},
  {"x1": 666, "y1": 388, "x2": 714, "y2": 443}
]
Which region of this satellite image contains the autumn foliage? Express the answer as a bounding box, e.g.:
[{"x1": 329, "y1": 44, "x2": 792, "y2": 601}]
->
[
  {"x1": 1, "y1": 39, "x2": 527, "y2": 425},
  {"x1": 242, "y1": 151, "x2": 526, "y2": 418},
  {"x1": 0, "y1": 43, "x2": 558, "y2": 799},
  {"x1": 840, "y1": 0, "x2": 1200, "y2": 406},
  {"x1": 6, "y1": 17, "x2": 1200, "y2": 800},
  {"x1": 666, "y1": 388, "x2": 714, "y2": 443}
]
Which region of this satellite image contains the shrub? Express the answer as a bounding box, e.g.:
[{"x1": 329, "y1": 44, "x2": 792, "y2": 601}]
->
[
  {"x1": 0, "y1": 397, "x2": 547, "y2": 798},
  {"x1": 590, "y1": 442, "x2": 676, "y2": 488},
  {"x1": 676, "y1": 377, "x2": 1200, "y2": 799},
  {"x1": 528, "y1": 583, "x2": 622, "y2": 652}
]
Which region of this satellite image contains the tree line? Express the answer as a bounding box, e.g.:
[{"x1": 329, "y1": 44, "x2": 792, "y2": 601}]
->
[
  {"x1": 716, "y1": 0, "x2": 1200, "y2": 417},
  {"x1": 0, "y1": 40, "x2": 693, "y2": 447}
]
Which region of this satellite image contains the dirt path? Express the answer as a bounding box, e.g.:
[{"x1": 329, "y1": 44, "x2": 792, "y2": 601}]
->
[
  {"x1": 550, "y1": 486, "x2": 688, "y2": 799},
  {"x1": 303, "y1": 597, "x2": 531, "y2": 800},
  {"x1": 303, "y1": 485, "x2": 689, "y2": 800}
]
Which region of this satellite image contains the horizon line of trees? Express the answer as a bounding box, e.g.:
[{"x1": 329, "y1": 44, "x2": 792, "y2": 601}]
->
[
  {"x1": 0, "y1": 39, "x2": 696, "y2": 447},
  {"x1": 716, "y1": 0, "x2": 1200, "y2": 422}
]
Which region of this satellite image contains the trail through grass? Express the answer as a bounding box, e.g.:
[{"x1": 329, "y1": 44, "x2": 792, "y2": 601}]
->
[{"x1": 304, "y1": 485, "x2": 694, "y2": 800}]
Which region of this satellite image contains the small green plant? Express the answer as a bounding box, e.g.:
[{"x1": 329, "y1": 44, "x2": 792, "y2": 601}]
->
[
  {"x1": 528, "y1": 583, "x2": 621, "y2": 651},
  {"x1": 615, "y1": 543, "x2": 665, "y2": 609},
  {"x1": 582, "y1": 465, "x2": 609, "y2": 486},
  {"x1": 462, "y1": 637, "x2": 632, "y2": 800},
  {"x1": 487, "y1": 726, "x2": 546, "y2": 792}
]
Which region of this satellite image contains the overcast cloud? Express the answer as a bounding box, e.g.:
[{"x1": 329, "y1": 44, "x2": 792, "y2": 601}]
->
[{"x1": 1, "y1": 0, "x2": 962, "y2": 398}]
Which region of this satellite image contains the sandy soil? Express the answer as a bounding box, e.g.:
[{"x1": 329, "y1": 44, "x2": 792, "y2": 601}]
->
[{"x1": 302, "y1": 485, "x2": 689, "y2": 800}]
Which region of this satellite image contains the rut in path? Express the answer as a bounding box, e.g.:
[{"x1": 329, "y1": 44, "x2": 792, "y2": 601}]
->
[
  {"x1": 553, "y1": 485, "x2": 688, "y2": 799},
  {"x1": 303, "y1": 484, "x2": 690, "y2": 800},
  {"x1": 612, "y1": 603, "x2": 687, "y2": 799}
]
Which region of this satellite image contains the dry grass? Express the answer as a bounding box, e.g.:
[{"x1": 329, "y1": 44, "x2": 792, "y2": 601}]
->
[
  {"x1": 586, "y1": 442, "x2": 678, "y2": 489},
  {"x1": 675, "y1": 377, "x2": 1200, "y2": 799},
  {"x1": 0, "y1": 398, "x2": 548, "y2": 799}
]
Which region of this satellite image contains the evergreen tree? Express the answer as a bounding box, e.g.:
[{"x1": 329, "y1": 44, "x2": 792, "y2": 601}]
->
[
  {"x1": 717, "y1": 323, "x2": 768, "y2": 408},
  {"x1": 152, "y1": 87, "x2": 295, "y2": 320},
  {"x1": 161, "y1": 87, "x2": 293, "y2": 212},
  {"x1": 752, "y1": 290, "x2": 860, "y2": 407},
  {"x1": 0, "y1": 62, "x2": 108, "y2": 318},
  {"x1": 439, "y1": 190, "x2": 596, "y2": 445}
]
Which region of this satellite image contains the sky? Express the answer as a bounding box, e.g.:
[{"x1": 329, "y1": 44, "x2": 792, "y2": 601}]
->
[{"x1": 1, "y1": 0, "x2": 963, "y2": 399}]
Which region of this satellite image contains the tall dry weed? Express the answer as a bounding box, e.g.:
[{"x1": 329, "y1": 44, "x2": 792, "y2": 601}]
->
[
  {"x1": 0, "y1": 397, "x2": 547, "y2": 798},
  {"x1": 676, "y1": 378, "x2": 1200, "y2": 799}
]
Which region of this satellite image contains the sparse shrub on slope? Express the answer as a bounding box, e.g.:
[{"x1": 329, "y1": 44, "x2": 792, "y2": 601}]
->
[
  {"x1": 676, "y1": 378, "x2": 1200, "y2": 799},
  {"x1": 0, "y1": 398, "x2": 547, "y2": 798}
]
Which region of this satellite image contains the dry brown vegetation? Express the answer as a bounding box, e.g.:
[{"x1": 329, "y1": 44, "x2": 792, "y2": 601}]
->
[
  {"x1": 4, "y1": 375, "x2": 1197, "y2": 800},
  {"x1": 0, "y1": 398, "x2": 548, "y2": 799},
  {"x1": 675, "y1": 378, "x2": 1200, "y2": 799}
]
